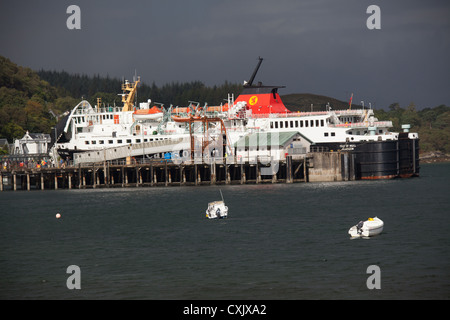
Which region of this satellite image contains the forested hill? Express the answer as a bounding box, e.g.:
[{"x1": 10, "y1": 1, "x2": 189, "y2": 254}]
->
[
  {"x1": 37, "y1": 70, "x2": 353, "y2": 112},
  {"x1": 1, "y1": 55, "x2": 449, "y2": 155},
  {"x1": 37, "y1": 69, "x2": 243, "y2": 109}
]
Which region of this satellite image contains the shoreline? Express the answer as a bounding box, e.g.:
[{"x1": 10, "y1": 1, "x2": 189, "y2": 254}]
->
[{"x1": 419, "y1": 152, "x2": 450, "y2": 164}]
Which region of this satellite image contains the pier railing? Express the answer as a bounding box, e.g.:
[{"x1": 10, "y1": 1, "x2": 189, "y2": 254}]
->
[{"x1": 1, "y1": 153, "x2": 309, "y2": 172}]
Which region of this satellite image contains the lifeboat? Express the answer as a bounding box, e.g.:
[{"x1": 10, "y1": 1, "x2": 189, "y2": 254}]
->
[
  {"x1": 205, "y1": 105, "x2": 229, "y2": 113},
  {"x1": 348, "y1": 217, "x2": 384, "y2": 238},
  {"x1": 172, "y1": 115, "x2": 202, "y2": 122},
  {"x1": 133, "y1": 106, "x2": 163, "y2": 120}
]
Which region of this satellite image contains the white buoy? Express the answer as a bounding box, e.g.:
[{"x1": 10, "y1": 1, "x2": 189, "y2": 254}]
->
[{"x1": 56, "y1": 213, "x2": 61, "y2": 219}]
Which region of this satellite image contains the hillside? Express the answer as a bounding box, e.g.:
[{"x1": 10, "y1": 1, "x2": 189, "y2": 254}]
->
[
  {"x1": 281, "y1": 93, "x2": 354, "y2": 112},
  {"x1": 0, "y1": 56, "x2": 59, "y2": 144}
]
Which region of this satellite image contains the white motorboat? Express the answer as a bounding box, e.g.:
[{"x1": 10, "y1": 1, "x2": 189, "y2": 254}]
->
[
  {"x1": 348, "y1": 217, "x2": 383, "y2": 238},
  {"x1": 206, "y1": 201, "x2": 228, "y2": 219},
  {"x1": 206, "y1": 190, "x2": 228, "y2": 219}
]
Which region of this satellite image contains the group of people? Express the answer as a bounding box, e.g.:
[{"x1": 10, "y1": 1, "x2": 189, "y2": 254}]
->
[{"x1": 1, "y1": 158, "x2": 68, "y2": 171}]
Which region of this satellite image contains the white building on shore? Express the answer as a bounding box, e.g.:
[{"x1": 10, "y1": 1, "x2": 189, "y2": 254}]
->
[{"x1": 13, "y1": 131, "x2": 51, "y2": 155}]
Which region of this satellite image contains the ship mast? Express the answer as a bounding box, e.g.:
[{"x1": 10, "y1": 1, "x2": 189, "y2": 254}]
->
[
  {"x1": 245, "y1": 56, "x2": 263, "y2": 87},
  {"x1": 121, "y1": 77, "x2": 140, "y2": 112}
]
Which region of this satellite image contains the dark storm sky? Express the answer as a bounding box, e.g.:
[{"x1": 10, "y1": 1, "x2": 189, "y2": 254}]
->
[{"x1": 0, "y1": 0, "x2": 449, "y2": 109}]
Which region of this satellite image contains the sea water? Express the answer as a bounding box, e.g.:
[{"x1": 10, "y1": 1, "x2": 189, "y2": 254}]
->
[{"x1": 0, "y1": 163, "x2": 449, "y2": 299}]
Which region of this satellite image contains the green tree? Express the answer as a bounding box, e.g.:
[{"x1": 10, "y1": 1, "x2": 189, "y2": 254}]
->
[{"x1": 1, "y1": 122, "x2": 25, "y2": 142}]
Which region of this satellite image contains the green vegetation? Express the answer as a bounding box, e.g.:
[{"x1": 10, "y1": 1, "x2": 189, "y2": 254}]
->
[
  {"x1": 37, "y1": 70, "x2": 243, "y2": 110},
  {"x1": 375, "y1": 103, "x2": 450, "y2": 154},
  {"x1": 1, "y1": 55, "x2": 449, "y2": 155},
  {"x1": 0, "y1": 56, "x2": 57, "y2": 142},
  {"x1": 281, "y1": 93, "x2": 353, "y2": 112}
]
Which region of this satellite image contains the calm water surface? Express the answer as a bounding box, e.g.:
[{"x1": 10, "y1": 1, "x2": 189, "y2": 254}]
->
[{"x1": 0, "y1": 163, "x2": 449, "y2": 299}]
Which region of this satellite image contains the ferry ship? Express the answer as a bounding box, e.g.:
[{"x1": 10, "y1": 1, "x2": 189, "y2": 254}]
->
[{"x1": 54, "y1": 58, "x2": 419, "y2": 180}]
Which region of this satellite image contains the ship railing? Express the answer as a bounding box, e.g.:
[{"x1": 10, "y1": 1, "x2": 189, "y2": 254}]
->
[
  {"x1": 250, "y1": 112, "x2": 326, "y2": 119},
  {"x1": 249, "y1": 109, "x2": 368, "y2": 119},
  {"x1": 329, "y1": 121, "x2": 393, "y2": 128}
]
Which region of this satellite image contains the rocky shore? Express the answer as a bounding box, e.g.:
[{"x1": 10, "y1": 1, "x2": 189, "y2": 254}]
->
[{"x1": 420, "y1": 151, "x2": 450, "y2": 164}]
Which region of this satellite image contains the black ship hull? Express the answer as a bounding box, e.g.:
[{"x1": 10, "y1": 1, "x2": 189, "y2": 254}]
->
[{"x1": 314, "y1": 134, "x2": 420, "y2": 180}]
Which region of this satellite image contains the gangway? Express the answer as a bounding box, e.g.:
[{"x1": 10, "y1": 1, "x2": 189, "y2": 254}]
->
[{"x1": 73, "y1": 136, "x2": 191, "y2": 165}]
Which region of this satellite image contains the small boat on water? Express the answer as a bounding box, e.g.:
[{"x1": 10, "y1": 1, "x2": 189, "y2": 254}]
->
[
  {"x1": 206, "y1": 190, "x2": 228, "y2": 219},
  {"x1": 348, "y1": 217, "x2": 383, "y2": 238}
]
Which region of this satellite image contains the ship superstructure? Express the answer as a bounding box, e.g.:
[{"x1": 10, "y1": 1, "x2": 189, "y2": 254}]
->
[{"x1": 54, "y1": 58, "x2": 419, "y2": 179}]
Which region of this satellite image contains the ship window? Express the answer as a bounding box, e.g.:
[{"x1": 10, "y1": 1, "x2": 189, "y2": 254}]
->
[
  {"x1": 285, "y1": 121, "x2": 289, "y2": 128},
  {"x1": 126, "y1": 139, "x2": 132, "y2": 143},
  {"x1": 324, "y1": 132, "x2": 329, "y2": 137},
  {"x1": 118, "y1": 139, "x2": 122, "y2": 143},
  {"x1": 108, "y1": 140, "x2": 113, "y2": 144},
  {"x1": 280, "y1": 121, "x2": 283, "y2": 128},
  {"x1": 295, "y1": 120, "x2": 298, "y2": 127},
  {"x1": 310, "y1": 120, "x2": 314, "y2": 127},
  {"x1": 85, "y1": 141, "x2": 90, "y2": 145},
  {"x1": 136, "y1": 139, "x2": 141, "y2": 143},
  {"x1": 270, "y1": 122, "x2": 274, "y2": 129},
  {"x1": 305, "y1": 121, "x2": 308, "y2": 127},
  {"x1": 290, "y1": 121, "x2": 293, "y2": 128},
  {"x1": 92, "y1": 141, "x2": 96, "y2": 144},
  {"x1": 331, "y1": 132, "x2": 335, "y2": 136},
  {"x1": 275, "y1": 122, "x2": 279, "y2": 129},
  {"x1": 300, "y1": 120, "x2": 303, "y2": 127},
  {"x1": 99, "y1": 140, "x2": 104, "y2": 144},
  {"x1": 321, "y1": 119, "x2": 324, "y2": 126},
  {"x1": 316, "y1": 120, "x2": 319, "y2": 127}
]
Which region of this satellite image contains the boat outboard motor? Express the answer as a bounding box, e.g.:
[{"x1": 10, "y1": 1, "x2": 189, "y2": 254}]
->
[{"x1": 356, "y1": 221, "x2": 364, "y2": 234}]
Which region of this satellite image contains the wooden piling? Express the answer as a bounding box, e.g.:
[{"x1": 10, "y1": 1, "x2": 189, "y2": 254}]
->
[{"x1": 0, "y1": 156, "x2": 319, "y2": 191}]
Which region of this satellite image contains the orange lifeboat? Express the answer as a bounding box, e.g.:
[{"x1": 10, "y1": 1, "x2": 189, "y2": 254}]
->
[{"x1": 133, "y1": 106, "x2": 164, "y2": 120}]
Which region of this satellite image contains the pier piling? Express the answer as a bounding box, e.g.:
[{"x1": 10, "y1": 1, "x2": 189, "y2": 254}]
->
[{"x1": 0, "y1": 156, "x2": 317, "y2": 191}]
